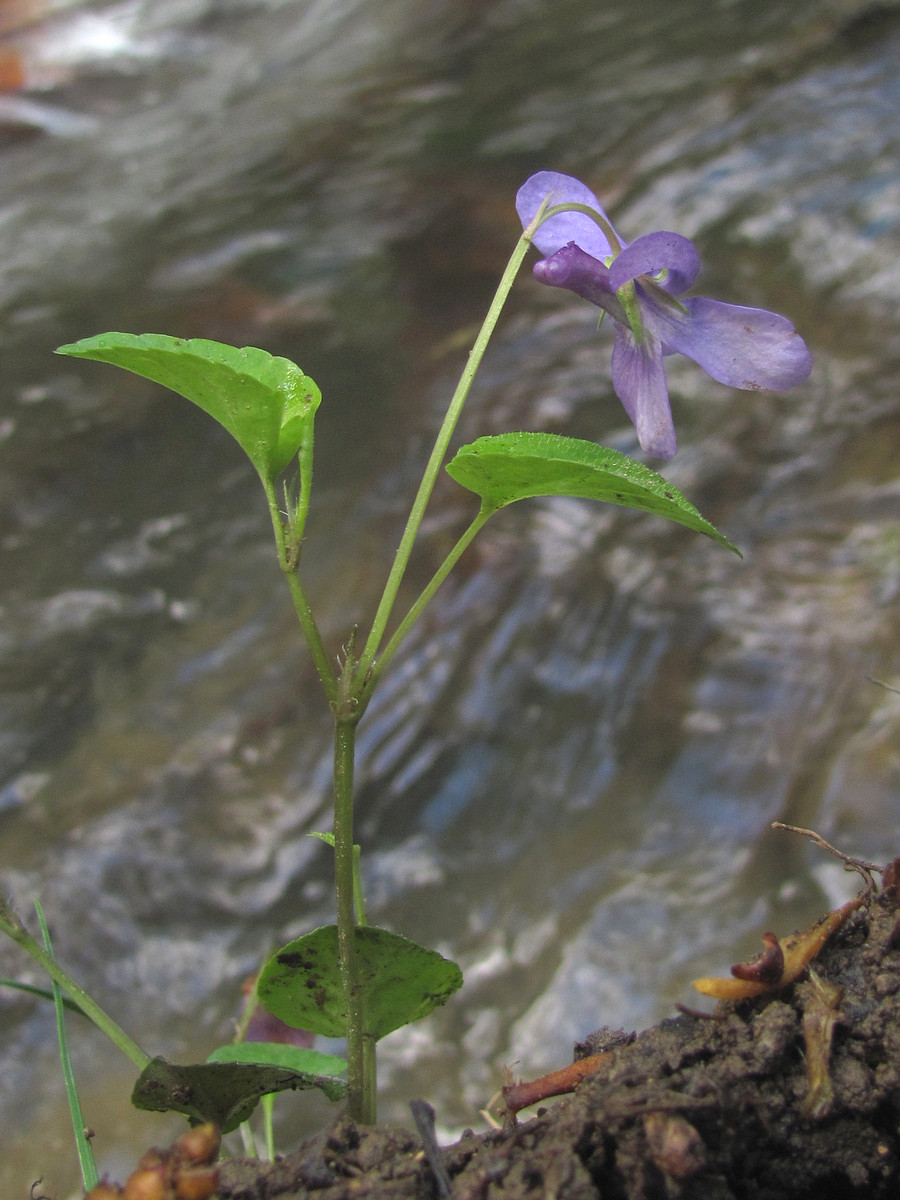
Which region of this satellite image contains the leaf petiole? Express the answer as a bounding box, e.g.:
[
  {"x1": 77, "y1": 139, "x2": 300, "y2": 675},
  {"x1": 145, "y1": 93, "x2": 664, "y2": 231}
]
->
[{"x1": 361, "y1": 501, "x2": 495, "y2": 697}]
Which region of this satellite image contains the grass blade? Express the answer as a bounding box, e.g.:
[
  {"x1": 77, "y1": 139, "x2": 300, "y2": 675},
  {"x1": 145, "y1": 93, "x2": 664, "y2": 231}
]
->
[
  {"x1": 0, "y1": 977, "x2": 88, "y2": 1014},
  {"x1": 34, "y1": 900, "x2": 99, "y2": 1191}
]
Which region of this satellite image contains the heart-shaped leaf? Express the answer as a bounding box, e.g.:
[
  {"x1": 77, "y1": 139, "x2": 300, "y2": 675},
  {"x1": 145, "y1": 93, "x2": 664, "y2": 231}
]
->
[
  {"x1": 447, "y1": 432, "x2": 739, "y2": 554},
  {"x1": 55, "y1": 333, "x2": 321, "y2": 483},
  {"x1": 131, "y1": 1053, "x2": 346, "y2": 1132},
  {"x1": 258, "y1": 924, "x2": 463, "y2": 1042}
]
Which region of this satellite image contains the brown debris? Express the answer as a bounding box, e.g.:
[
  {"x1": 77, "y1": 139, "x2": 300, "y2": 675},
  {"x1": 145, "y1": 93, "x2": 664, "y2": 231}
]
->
[{"x1": 798, "y1": 970, "x2": 845, "y2": 1120}]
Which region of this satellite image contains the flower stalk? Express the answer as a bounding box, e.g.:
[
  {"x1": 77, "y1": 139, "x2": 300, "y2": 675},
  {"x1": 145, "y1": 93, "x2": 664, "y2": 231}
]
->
[{"x1": 354, "y1": 209, "x2": 547, "y2": 688}]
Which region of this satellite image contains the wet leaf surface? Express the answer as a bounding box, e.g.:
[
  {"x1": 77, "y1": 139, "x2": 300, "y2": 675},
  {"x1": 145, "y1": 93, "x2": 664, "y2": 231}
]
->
[{"x1": 447, "y1": 432, "x2": 740, "y2": 553}]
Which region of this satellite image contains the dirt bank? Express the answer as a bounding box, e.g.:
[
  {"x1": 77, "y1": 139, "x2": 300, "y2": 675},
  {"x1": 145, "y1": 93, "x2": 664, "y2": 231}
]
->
[{"x1": 209, "y1": 882, "x2": 899, "y2": 1200}]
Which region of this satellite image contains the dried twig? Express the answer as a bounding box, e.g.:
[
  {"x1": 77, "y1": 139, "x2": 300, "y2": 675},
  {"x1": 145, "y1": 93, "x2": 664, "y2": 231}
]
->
[{"x1": 771, "y1": 821, "x2": 882, "y2": 891}]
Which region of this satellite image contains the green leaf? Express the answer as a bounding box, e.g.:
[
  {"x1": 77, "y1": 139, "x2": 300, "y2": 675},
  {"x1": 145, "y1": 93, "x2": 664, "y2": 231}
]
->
[
  {"x1": 258, "y1": 924, "x2": 463, "y2": 1042},
  {"x1": 446, "y1": 432, "x2": 740, "y2": 554},
  {"x1": 207, "y1": 1041, "x2": 347, "y2": 1080},
  {"x1": 308, "y1": 831, "x2": 335, "y2": 847},
  {"x1": 55, "y1": 333, "x2": 321, "y2": 483},
  {"x1": 131, "y1": 1054, "x2": 346, "y2": 1132}
]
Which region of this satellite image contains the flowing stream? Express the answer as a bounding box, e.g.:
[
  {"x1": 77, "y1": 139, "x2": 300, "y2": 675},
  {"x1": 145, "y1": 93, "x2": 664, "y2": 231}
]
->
[{"x1": 2, "y1": 0, "x2": 900, "y2": 1192}]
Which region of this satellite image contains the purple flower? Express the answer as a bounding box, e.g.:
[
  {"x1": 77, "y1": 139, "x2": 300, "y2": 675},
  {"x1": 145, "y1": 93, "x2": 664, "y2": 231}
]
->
[{"x1": 516, "y1": 171, "x2": 813, "y2": 459}]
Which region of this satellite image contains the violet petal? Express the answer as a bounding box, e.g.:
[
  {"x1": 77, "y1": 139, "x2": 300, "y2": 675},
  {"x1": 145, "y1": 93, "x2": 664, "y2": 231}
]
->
[
  {"x1": 533, "y1": 244, "x2": 627, "y2": 322},
  {"x1": 608, "y1": 231, "x2": 701, "y2": 296},
  {"x1": 516, "y1": 171, "x2": 622, "y2": 260},
  {"x1": 611, "y1": 325, "x2": 677, "y2": 459},
  {"x1": 640, "y1": 295, "x2": 814, "y2": 391}
]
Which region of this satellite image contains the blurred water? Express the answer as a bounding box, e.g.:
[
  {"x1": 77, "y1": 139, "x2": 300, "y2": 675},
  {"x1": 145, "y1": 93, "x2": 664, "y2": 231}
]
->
[{"x1": 2, "y1": 0, "x2": 900, "y2": 1193}]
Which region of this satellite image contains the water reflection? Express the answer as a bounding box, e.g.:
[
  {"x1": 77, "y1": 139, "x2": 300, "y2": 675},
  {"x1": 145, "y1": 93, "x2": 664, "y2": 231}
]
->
[{"x1": 2, "y1": 0, "x2": 900, "y2": 1193}]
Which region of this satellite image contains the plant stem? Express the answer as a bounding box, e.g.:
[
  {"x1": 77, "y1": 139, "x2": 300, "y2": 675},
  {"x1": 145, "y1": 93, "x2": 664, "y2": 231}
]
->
[
  {"x1": 0, "y1": 899, "x2": 149, "y2": 1071},
  {"x1": 352, "y1": 844, "x2": 367, "y2": 927},
  {"x1": 263, "y1": 476, "x2": 338, "y2": 705},
  {"x1": 261, "y1": 1093, "x2": 276, "y2": 1160},
  {"x1": 354, "y1": 222, "x2": 540, "y2": 687},
  {"x1": 238, "y1": 1121, "x2": 259, "y2": 1159},
  {"x1": 295, "y1": 423, "x2": 316, "y2": 555},
  {"x1": 361, "y1": 501, "x2": 495, "y2": 698},
  {"x1": 332, "y1": 709, "x2": 374, "y2": 1123}
]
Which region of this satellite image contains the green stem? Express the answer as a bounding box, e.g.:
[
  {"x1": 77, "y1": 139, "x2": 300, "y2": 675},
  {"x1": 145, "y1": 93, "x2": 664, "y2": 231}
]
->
[
  {"x1": 362, "y1": 502, "x2": 495, "y2": 698},
  {"x1": 354, "y1": 220, "x2": 542, "y2": 688},
  {"x1": 261, "y1": 1092, "x2": 276, "y2": 1161},
  {"x1": 238, "y1": 1120, "x2": 259, "y2": 1159},
  {"x1": 352, "y1": 844, "x2": 367, "y2": 927},
  {"x1": 263, "y1": 475, "x2": 338, "y2": 706},
  {"x1": 0, "y1": 898, "x2": 149, "y2": 1071},
  {"x1": 295, "y1": 425, "x2": 316, "y2": 553},
  {"x1": 362, "y1": 1036, "x2": 376, "y2": 1113},
  {"x1": 542, "y1": 201, "x2": 623, "y2": 254},
  {"x1": 332, "y1": 711, "x2": 374, "y2": 1123}
]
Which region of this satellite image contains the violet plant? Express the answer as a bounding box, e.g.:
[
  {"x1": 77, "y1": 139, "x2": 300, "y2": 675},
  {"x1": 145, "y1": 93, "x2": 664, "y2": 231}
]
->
[{"x1": 1, "y1": 172, "x2": 810, "y2": 1130}]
